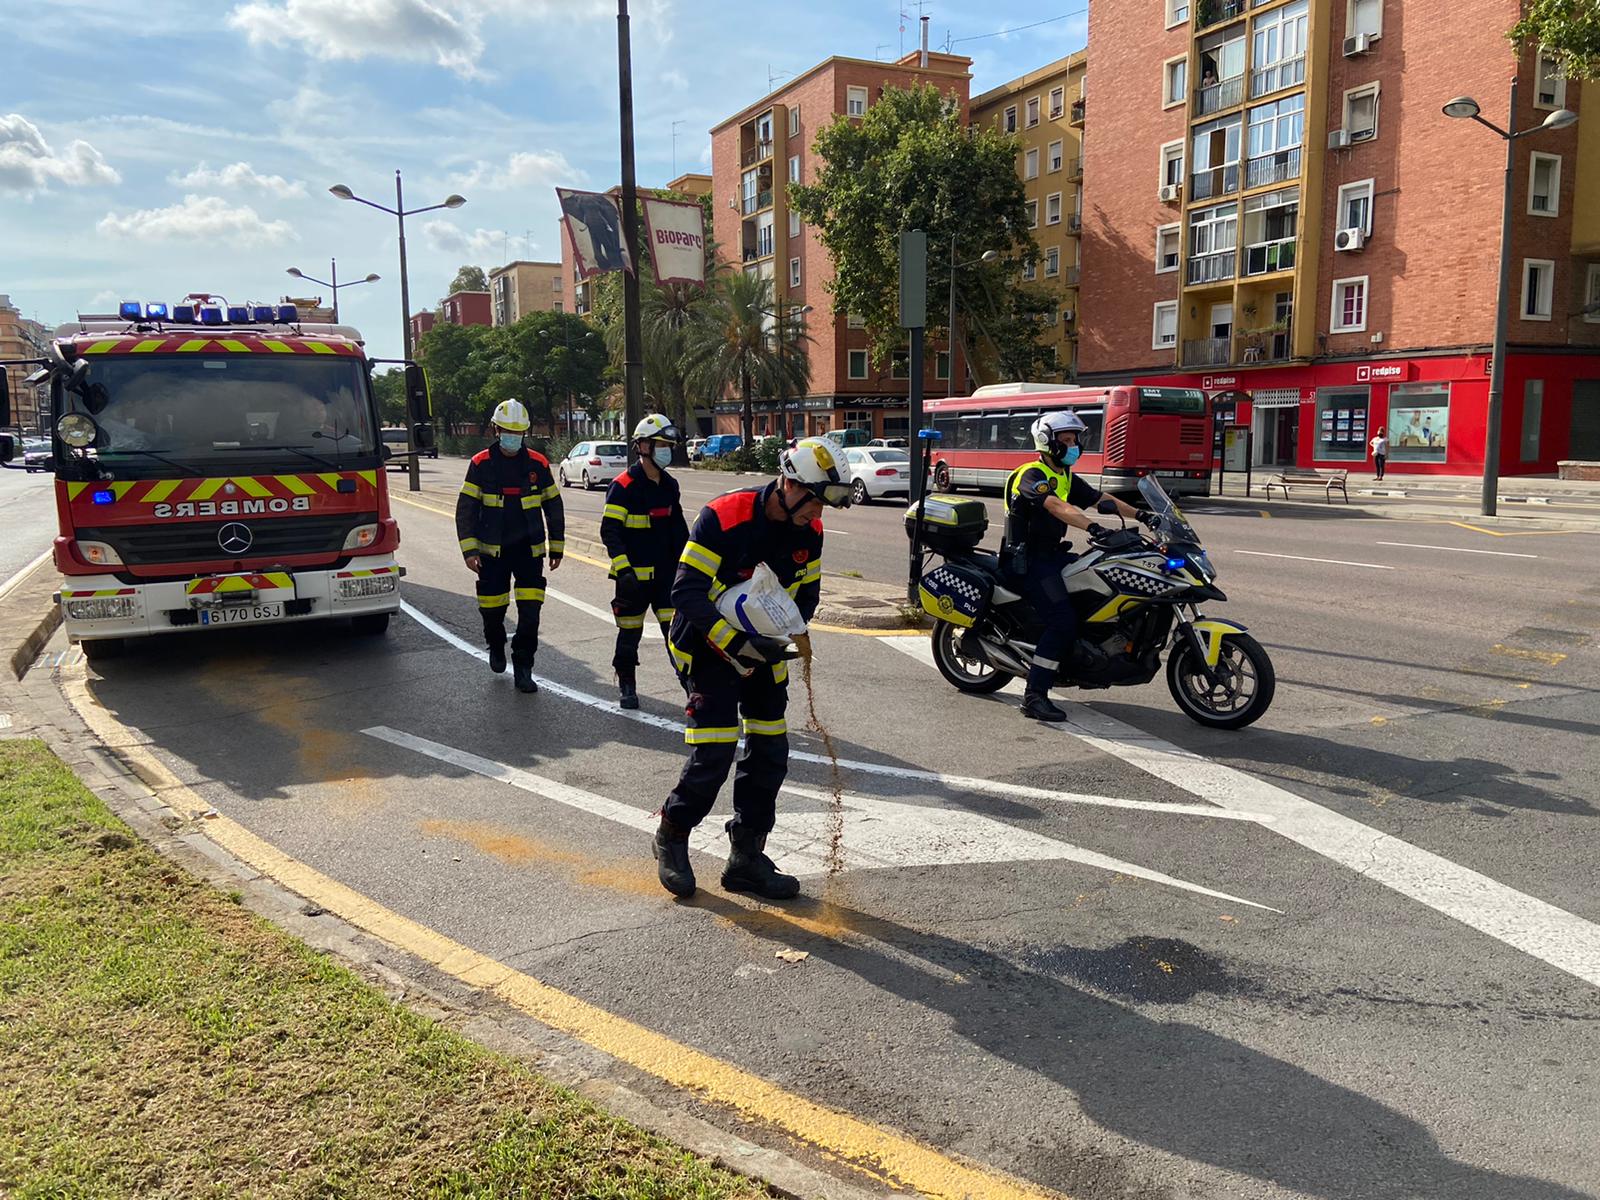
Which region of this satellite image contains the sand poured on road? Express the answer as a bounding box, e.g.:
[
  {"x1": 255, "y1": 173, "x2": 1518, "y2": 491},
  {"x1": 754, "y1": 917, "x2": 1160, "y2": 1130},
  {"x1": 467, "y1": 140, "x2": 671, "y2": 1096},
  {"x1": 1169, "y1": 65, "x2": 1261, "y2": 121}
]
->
[{"x1": 794, "y1": 633, "x2": 845, "y2": 880}]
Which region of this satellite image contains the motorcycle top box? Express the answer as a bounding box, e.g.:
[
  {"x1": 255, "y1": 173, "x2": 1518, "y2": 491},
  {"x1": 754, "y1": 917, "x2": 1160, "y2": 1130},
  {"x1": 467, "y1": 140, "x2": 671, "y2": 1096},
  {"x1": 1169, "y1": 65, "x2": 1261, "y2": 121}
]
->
[{"x1": 905, "y1": 494, "x2": 989, "y2": 555}]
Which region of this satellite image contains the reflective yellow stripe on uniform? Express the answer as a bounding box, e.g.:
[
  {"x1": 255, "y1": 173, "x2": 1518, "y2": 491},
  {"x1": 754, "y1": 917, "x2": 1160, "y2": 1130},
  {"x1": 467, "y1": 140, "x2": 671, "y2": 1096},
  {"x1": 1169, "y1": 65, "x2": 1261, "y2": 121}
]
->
[
  {"x1": 708, "y1": 579, "x2": 728, "y2": 601},
  {"x1": 772, "y1": 661, "x2": 789, "y2": 684},
  {"x1": 481, "y1": 493, "x2": 504, "y2": 507},
  {"x1": 548, "y1": 540, "x2": 564, "y2": 555},
  {"x1": 681, "y1": 541, "x2": 721, "y2": 577},
  {"x1": 526, "y1": 541, "x2": 548, "y2": 557},
  {"x1": 685, "y1": 726, "x2": 740, "y2": 745},
  {"x1": 634, "y1": 565, "x2": 656, "y2": 581},
  {"x1": 459, "y1": 537, "x2": 481, "y2": 553},
  {"x1": 708, "y1": 619, "x2": 739, "y2": 651},
  {"x1": 542, "y1": 484, "x2": 561, "y2": 500},
  {"x1": 611, "y1": 554, "x2": 632, "y2": 573},
  {"x1": 615, "y1": 614, "x2": 646, "y2": 630},
  {"x1": 742, "y1": 717, "x2": 788, "y2": 737},
  {"x1": 513, "y1": 587, "x2": 546, "y2": 602},
  {"x1": 478, "y1": 592, "x2": 510, "y2": 609},
  {"x1": 602, "y1": 503, "x2": 629, "y2": 523},
  {"x1": 520, "y1": 495, "x2": 542, "y2": 509},
  {"x1": 656, "y1": 607, "x2": 677, "y2": 623},
  {"x1": 460, "y1": 480, "x2": 483, "y2": 499},
  {"x1": 669, "y1": 642, "x2": 695, "y2": 673},
  {"x1": 624, "y1": 514, "x2": 652, "y2": 528}
]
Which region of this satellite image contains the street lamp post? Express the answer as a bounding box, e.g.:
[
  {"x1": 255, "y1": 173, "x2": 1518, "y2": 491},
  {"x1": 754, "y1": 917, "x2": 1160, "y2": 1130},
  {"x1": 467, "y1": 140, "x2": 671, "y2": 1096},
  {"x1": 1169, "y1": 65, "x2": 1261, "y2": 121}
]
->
[
  {"x1": 1443, "y1": 85, "x2": 1576, "y2": 516},
  {"x1": 759, "y1": 301, "x2": 812, "y2": 441},
  {"x1": 947, "y1": 239, "x2": 999, "y2": 395},
  {"x1": 285, "y1": 259, "x2": 380, "y2": 324},
  {"x1": 329, "y1": 173, "x2": 465, "y2": 492}
]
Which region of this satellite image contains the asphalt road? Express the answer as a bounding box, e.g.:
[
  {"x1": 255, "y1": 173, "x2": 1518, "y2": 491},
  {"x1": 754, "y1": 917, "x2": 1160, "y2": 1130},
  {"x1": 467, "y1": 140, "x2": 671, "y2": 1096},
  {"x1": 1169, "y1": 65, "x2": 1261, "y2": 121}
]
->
[
  {"x1": 25, "y1": 461, "x2": 1600, "y2": 1198},
  {"x1": 0, "y1": 465, "x2": 55, "y2": 589}
]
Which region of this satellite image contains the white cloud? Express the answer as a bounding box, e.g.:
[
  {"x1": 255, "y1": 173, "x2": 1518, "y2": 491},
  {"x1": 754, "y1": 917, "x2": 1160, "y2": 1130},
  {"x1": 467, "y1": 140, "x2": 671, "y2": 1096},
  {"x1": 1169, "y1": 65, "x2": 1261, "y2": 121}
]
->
[
  {"x1": 422, "y1": 220, "x2": 519, "y2": 259},
  {"x1": 97, "y1": 194, "x2": 297, "y2": 246},
  {"x1": 0, "y1": 113, "x2": 121, "y2": 196},
  {"x1": 170, "y1": 161, "x2": 307, "y2": 198},
  {"x1": 452, "y1": 149, "x2": 582, "y2": 192}
]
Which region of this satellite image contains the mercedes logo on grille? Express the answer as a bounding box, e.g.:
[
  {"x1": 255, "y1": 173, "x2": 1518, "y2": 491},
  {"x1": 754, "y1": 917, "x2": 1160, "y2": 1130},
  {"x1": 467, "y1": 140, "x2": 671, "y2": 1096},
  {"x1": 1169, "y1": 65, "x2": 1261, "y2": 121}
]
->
[{"x1": 218, "y1": 523, "x2": 253, "y2": 555}]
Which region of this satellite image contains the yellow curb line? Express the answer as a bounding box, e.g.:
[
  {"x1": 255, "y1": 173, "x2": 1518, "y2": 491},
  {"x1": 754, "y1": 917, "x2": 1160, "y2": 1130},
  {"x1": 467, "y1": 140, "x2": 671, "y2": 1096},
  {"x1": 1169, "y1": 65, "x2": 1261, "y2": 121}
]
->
[
  {"x1": 58, "y1": 661, "x2": 1061, "y2": 1200},
  {"x1": 392, "y1": 493, "x2": 920, "y2": 638}
]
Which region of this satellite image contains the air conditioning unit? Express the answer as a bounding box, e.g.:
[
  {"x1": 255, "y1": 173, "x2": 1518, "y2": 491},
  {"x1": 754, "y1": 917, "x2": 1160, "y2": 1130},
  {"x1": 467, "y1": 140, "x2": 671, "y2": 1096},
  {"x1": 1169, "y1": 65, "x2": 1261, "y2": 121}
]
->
[
  {"x1": 1159, "y1": 183, "x2": 1181, "y2": 202},
  {"x1": 1343, "y1": 32, "x2": 1374, "y2": 56},
  {"x1": 1334, "y1": 226, "x2": 1366, "y2": 252},
  {"x1": 1062, "y1": 308, "x2": 1076, "y2": 323},
  {"x1": 1327, "y1": 128, "x2": 1351, "y2": 150}
]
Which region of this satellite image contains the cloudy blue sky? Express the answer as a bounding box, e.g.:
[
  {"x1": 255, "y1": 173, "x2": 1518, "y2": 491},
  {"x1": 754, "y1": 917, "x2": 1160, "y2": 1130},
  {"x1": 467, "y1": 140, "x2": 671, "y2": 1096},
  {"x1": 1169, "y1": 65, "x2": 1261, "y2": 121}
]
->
[{"x1": 3, "y1": 0, "x2": 1085, "y2": 358}]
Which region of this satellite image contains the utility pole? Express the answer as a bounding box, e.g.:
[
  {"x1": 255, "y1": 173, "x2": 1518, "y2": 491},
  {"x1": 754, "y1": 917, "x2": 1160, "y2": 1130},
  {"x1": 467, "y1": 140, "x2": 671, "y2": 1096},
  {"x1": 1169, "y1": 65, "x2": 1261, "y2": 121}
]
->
[
  {"x1": 901, "y1": 229, "x2": 927, "y2": 601},
  {"x1": 617, "y1": 0, "x2": 646, "y2": 445}
]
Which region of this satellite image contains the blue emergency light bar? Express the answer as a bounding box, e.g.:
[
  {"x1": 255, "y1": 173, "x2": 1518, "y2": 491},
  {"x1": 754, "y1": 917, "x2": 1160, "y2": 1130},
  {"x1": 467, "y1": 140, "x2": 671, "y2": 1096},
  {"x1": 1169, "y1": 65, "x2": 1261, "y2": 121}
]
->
[
  {"x1": 917, "y1": 428, "x2": 944, "y2": 440},
  {"x1": 226, "y1": 305, "x2": 249, "y2": 323},
  {"x1": 172, "y1": 304, "x2": 195, "y2": 322},
  {"x1": 251, "y1": 305, "x2": 275, "y2": 322},
  {"x1": 145, "y1": 302, "x2": 168, "y2": 319},
  {"x1": 200, "y1": 306, "x2": 224, "y2": 325},
  {"x1": 119, "y1": 301, "x2": 143, "y2": 320},
  {"x1": 277, "y1": 304, "x2": 299, "y2": 323}
]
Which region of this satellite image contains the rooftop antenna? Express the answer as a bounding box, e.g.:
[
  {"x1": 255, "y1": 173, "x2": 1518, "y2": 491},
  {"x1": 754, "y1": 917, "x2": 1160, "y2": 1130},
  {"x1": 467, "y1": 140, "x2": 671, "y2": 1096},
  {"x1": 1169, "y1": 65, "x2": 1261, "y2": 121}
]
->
[
  {"x1": 767, "y1": 64, "x2": 793, "y2": 92},
  {"x1": 875, "y1": 42, "x2": 893, "y2": 60},
  {"x1": 671, "y1": 119, "x2": 685, "y2": 177}
]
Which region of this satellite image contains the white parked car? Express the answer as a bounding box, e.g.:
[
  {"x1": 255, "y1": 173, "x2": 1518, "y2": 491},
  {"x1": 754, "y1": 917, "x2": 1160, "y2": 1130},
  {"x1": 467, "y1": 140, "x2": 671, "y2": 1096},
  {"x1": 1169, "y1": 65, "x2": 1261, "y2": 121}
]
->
[
  {"x1": 686, "y1": 437, "x2": 708, "y2": 462},
  {"x1": 559, "y1": 440, "x2": 628, "y2": 489},
  {"x1": 843, "y1": 446, "x2": 912, "y2": 505},
  {"x1": 868, "y1": 436, "x2": 909, "y2": 450}
]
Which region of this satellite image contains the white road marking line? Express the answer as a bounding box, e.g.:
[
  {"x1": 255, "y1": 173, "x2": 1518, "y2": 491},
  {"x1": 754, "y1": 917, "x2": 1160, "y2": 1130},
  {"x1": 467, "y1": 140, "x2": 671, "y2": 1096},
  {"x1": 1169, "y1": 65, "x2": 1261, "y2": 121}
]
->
[
  {"x1": 1374, "y1": 542, "x2": 1540, "y2": 559},
  {"x1": 401, "y1": 600, "x2": 1269, "y2": 824},
  {"x1": 884, "y1": 638, "x2": 1600, "y2": 988},
  {"x1": 1235, "y1": 550, "x2": 1394, "y2": 570},
  {"x1": 363, "y1": 726, "x2": 1278, "y2": 911},
  {"x1": 0, "y1": 547, "x2": 53, "y2": 603},
  {"x1": 546, "y1": 589, "x2": 663, "y2": 640}
]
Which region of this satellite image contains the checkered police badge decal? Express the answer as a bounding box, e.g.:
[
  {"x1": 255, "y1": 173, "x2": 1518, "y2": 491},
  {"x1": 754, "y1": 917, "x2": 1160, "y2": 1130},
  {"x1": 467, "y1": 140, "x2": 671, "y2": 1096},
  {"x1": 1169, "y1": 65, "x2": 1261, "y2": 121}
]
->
[
  {"x1": 1100, "y1": 565, "x2": 1179, "y2": 597},
  {"x1": 925, "y1": 564, "x2": 988, "y2": 623}
]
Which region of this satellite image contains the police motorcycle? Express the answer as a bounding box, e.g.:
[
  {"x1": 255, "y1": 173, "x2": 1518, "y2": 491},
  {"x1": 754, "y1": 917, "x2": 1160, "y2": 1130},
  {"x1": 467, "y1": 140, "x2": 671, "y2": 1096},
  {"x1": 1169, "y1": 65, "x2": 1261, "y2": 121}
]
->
[{"x1": 907, "y1": 457, "x2": 1275, "y2": 729}]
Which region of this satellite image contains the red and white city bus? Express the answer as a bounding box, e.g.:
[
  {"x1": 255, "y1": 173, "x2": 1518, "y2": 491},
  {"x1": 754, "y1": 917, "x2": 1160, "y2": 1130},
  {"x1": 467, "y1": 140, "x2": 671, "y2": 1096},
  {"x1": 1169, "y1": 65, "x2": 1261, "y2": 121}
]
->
[{"x1": 925, "y1": 383, "x2": 1214, "y2": 497}]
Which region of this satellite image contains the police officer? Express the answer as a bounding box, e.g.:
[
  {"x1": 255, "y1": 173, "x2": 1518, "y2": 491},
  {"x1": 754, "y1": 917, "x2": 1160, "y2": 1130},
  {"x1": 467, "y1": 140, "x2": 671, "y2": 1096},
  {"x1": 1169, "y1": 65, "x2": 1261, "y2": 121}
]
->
[
  {"x1": 651, "y1": 438, "x2": 851, "y2": 900},
  {"x1": 455, "y1": 399, "x2": 565, "y2": 694},
  {"x1": 601, "y1": 413, "x2": 689, "y2": 710},
  {"x1": 1004, "y1": 411, "x2": 1150, "y2": 723}
]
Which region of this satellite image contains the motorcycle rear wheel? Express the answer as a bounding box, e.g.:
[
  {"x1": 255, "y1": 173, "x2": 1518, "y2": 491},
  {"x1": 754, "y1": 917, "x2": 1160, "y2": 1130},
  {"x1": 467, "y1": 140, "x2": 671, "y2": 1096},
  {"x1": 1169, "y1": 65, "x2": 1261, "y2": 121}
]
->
[
  {"x1": 931, "y1": 620, "x2": 1014, "y2": 694},
  {"x1": 1166, "y1": 632, "x2": 1275, "y2": 730}
]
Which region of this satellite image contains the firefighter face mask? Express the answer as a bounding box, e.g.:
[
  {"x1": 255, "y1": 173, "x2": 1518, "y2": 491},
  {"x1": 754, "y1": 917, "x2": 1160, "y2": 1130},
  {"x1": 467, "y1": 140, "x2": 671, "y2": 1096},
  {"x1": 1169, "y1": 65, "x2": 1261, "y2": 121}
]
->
[
  {"x1": 651, "y1": 446, "x2": 673, "y2": 469},
  {"x1": 498, "y1": 432, "x2": 523, "y2": 453}
]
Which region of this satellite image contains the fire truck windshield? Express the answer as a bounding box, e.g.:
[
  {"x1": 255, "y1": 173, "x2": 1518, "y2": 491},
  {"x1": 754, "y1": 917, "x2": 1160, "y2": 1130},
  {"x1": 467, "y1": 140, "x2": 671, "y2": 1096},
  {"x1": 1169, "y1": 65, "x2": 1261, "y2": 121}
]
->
[{"x1": 69, "y1": 355, "x2": 377, "y2": 467}]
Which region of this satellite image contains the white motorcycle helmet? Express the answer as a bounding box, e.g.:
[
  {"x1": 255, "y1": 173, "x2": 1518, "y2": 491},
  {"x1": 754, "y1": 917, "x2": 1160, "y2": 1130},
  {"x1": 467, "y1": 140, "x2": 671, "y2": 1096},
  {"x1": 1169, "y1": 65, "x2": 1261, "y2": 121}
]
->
[
  {"x1": 1031, "y1": 410, "x2": 1088, "y2": 465},
  {"x1": 778, "y1": 437, "x2": 852, "y2": 508}
]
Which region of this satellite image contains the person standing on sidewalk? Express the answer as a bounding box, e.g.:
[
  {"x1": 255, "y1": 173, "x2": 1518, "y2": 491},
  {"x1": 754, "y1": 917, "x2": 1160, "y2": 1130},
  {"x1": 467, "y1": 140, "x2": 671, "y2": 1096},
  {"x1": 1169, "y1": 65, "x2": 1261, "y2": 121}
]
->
[
  {"x1": 1370, "y1": 426, "x2": 1388, "y2": 481},
  {"x1": 601, "y1": 413, "x2": 689, "y2": 710},
  {"x1": 455, "y1": 399, "x2": 565, "y2": 694},
  {"x1": 651, "y1": 438, "x2": 851, "y2": 901}
]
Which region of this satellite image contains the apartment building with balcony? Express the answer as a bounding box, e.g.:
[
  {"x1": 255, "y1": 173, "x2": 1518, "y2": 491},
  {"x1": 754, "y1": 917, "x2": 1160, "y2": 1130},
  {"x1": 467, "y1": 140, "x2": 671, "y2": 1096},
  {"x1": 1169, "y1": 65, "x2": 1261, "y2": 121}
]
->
[
  {"x1": 559, "y1": 173, "x2": 711, "y2": 319},
  {"x1": 1081, "y1": 0, "x2": 1599, "y2": 476},
  {"x1": 489, "y1": 260, "x2": 563, "y2": 324},
  {"x1": 708, "y1": 50, "x2": 974, "y2": 439},
  {"x1": 0, "y1": 294, "x2": 50, "y2": 435},
  {"x1": 972, "y1": 51, "x2": 1089, "y2": 383}
]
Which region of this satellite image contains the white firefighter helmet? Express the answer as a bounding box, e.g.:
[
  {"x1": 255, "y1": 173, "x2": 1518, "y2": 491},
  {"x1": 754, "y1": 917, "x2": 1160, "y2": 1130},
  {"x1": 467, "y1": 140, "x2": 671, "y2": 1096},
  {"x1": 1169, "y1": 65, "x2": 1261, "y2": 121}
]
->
[
  {"x1": 779, "y1": 437, "x2": 852, "y2": 507},
  {"x1": 714, "y1": 563, "x2": 808, "y2": 639},
  {"x1": 631, "y1": 412, "x2": 681, "y2": 443},
  {"x1": 1031, "y1": 410, "x2": 1088, "y2": 455},
  {"x1": 491, "y1": 398, "x2": 531, "y2": 433}
]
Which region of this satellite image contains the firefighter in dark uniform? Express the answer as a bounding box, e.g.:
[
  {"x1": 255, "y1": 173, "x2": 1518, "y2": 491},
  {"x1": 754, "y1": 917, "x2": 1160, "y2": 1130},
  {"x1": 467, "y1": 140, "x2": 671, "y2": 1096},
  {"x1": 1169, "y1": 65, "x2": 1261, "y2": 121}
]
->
[
  {"x1": 651, "y1": 438, "x2": 851, "y2": 900},
  {"x1": 1004, "y1": 411, "x2": 1150, "y2": 722},
  {"x1": 455, "y1": 399, "x2": 565, "y2": 694},
  {"x1": 600, "y1": 413, "x2": 689, "y2": 710}
]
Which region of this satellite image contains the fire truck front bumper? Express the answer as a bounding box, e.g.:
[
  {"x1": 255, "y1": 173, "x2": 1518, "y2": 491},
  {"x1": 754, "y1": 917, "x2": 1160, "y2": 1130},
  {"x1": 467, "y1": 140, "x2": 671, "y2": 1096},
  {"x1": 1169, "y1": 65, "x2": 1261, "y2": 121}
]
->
[{"x1": 57, "y1": 561, "x2": 404, "y2": 642}]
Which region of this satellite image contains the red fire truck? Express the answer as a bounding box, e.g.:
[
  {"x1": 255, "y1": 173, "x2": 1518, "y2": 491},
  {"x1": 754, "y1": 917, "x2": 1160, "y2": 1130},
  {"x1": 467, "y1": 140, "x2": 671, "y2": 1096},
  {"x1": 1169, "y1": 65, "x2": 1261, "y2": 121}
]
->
[{"x1": 1, "y1": 298, "x2": 433, "y2": 659}]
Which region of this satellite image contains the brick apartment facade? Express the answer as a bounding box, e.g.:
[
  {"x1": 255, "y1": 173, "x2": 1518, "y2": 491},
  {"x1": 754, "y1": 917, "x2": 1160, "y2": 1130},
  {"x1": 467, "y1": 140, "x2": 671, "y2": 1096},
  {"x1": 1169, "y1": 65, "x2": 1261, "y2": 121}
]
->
[
  {"x1": 0, "y1": 294, "x2": 50, "y2": 435},
  {"x1": 972, "y1": 52, "x2": 1089, "y2": 382},
  {"x1": 559, "y1": 174, "x2": 711, "y2": 320},
  {"x1": 440, "y1": 291, "x2": 491, "y2": 327},
  {"x1": 707, "y1": 50, "x2": 974, "y2": 440},
  {"x1": 488, "y1": 261, "x2": 563, "y2": 324},
  {"x1": 1081, "y1": 0, "x2": 1600, "y2": 475}
]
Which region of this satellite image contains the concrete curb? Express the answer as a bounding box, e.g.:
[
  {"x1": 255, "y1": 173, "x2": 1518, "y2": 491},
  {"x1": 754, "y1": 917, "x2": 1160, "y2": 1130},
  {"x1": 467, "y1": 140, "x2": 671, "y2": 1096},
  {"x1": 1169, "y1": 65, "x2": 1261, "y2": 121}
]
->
[
  {"x1": 1202, "y1": 493, "x2": 1600, "y2": 532},
  {"x1": 2, "y1": 556, "x2": 61, "y2": 681},
  {"x1": 1, "y1": 638, "x2": 888, "y2": 1200}
]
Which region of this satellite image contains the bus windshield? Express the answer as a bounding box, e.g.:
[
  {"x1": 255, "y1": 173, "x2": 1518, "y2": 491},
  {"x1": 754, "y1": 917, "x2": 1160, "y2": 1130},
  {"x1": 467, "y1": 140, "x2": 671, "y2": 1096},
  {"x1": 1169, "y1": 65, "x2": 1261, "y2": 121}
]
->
[{"x1": 71, "y1": 355, "x2": 377, "y2": 466}]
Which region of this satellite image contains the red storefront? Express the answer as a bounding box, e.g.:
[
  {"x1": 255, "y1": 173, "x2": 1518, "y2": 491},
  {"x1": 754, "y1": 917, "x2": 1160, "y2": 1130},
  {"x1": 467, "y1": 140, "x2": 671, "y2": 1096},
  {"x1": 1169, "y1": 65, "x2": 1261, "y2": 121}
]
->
[{"x1": 1135, "y1": 349, "x2": 1600, "y2": 477}]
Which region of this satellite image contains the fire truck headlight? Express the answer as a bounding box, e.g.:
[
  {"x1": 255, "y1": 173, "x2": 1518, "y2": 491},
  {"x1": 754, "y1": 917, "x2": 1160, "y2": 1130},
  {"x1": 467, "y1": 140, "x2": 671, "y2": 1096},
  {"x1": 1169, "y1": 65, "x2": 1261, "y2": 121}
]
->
[
  {"x1": 66, "y1": 596, "x2": 137, "y2": 621},
  {"x1": 337, "y1": 574, "x2": 398, "y2": 600},
  {"x1": 76, "y1": 541, "x2": 123, "y2": 567},
  {"x1": 341, "y1": 523, "x2": 379, "y2": 551}
]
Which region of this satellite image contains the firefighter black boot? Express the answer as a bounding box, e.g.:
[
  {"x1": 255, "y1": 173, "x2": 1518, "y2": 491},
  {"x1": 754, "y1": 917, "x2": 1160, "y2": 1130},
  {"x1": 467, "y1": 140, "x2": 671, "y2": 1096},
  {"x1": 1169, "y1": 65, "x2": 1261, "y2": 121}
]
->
[
  {"x1": 1022, "y1": 691, "x2": 1067, "y2": 722},
  {"x1": 617, "y1": 671, "x2": 639, "y2": 710},
  {"x1": 487, "y1": 643, "x2": 507, "y2": 674},
  {"x1": 721, "y1": 823, "x2": 799, "y2": 900},
  {"x1": 652, "y1": 818, "x2": 695, "y2": 897},
  {"x1": 512, "y1": 655, "x2": 539, "y2": 694}
]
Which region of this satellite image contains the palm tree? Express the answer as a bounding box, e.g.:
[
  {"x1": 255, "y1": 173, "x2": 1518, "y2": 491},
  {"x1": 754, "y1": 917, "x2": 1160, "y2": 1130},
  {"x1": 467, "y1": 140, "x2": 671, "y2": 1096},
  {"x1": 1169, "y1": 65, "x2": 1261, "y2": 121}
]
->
[
  {"x1": 680, "y1": 272, "x2": 812, "y2": 446},
  {"x1": 604, "y1": 276, "x2": 722, "y2": 442}
]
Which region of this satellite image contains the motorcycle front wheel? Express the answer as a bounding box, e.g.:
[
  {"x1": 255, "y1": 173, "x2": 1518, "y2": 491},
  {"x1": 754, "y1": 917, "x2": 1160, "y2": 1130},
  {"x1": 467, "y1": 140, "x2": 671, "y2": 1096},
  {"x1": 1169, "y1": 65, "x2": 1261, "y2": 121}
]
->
[
  {"x1": 931, "y1": 620, "x2": 1014, "y2": 694},
  {"x1": 1166, "y1": 632, "x2": 1275, "y2": 730}
]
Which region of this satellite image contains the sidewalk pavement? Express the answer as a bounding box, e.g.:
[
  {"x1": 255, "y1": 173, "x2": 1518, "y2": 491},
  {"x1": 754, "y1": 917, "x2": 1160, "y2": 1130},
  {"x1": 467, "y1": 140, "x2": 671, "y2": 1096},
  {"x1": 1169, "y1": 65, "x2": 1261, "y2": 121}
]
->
[{"x1": 408, "y1": 470, "x2": 925, "y2": 631}]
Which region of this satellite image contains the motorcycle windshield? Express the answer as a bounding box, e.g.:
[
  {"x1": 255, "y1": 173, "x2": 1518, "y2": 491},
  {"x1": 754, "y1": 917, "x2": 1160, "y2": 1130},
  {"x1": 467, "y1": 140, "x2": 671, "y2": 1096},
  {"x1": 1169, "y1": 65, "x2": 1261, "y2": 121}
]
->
[{"x1": 1138, "y1": 476, "x2": 1202, "y2": 545}]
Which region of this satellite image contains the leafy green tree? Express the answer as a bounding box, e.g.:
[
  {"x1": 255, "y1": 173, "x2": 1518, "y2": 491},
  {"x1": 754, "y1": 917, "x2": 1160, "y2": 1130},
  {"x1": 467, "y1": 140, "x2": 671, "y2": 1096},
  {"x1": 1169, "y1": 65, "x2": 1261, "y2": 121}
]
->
[
  {"x1": 474, "y1": 311, "x2": 610, "y2": 438},
  {"x1": 679, "y1": 272, "x2": 811, "y2": 445},
  {"x1": 370, "y1": 367, "x2": 407, "y2": 426},
  {"x1": 1510, "y1": 0, "x2": 1600, "y2": 80},
  {"x1": 415, "y1": 321, "x2": 495, "y2": 433},
  {"x1": 789, "y1": 82, "x2": 1056, "y2": 382},
  {"x1": 449, "y1": 265, "x2": 489, "y2": 293}
]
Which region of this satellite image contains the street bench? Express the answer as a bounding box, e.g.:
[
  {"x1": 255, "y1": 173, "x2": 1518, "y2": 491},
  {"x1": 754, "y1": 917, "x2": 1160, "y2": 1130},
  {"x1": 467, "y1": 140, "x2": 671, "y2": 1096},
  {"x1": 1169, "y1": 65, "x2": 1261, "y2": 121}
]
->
[{"x1": 1262, "y1": 468, "x2": 1349, "y2": 503}]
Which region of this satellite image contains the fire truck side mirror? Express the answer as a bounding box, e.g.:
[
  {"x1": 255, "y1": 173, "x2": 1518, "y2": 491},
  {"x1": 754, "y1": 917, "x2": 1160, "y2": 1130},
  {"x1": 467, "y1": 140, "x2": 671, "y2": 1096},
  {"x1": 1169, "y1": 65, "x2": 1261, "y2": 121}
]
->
[
  {"x1": 404, "y1": 363, "x2": 435, "y2": 449},
  {"x1": 0, "y1": 435, "x2": 13, "y2": 465}
]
